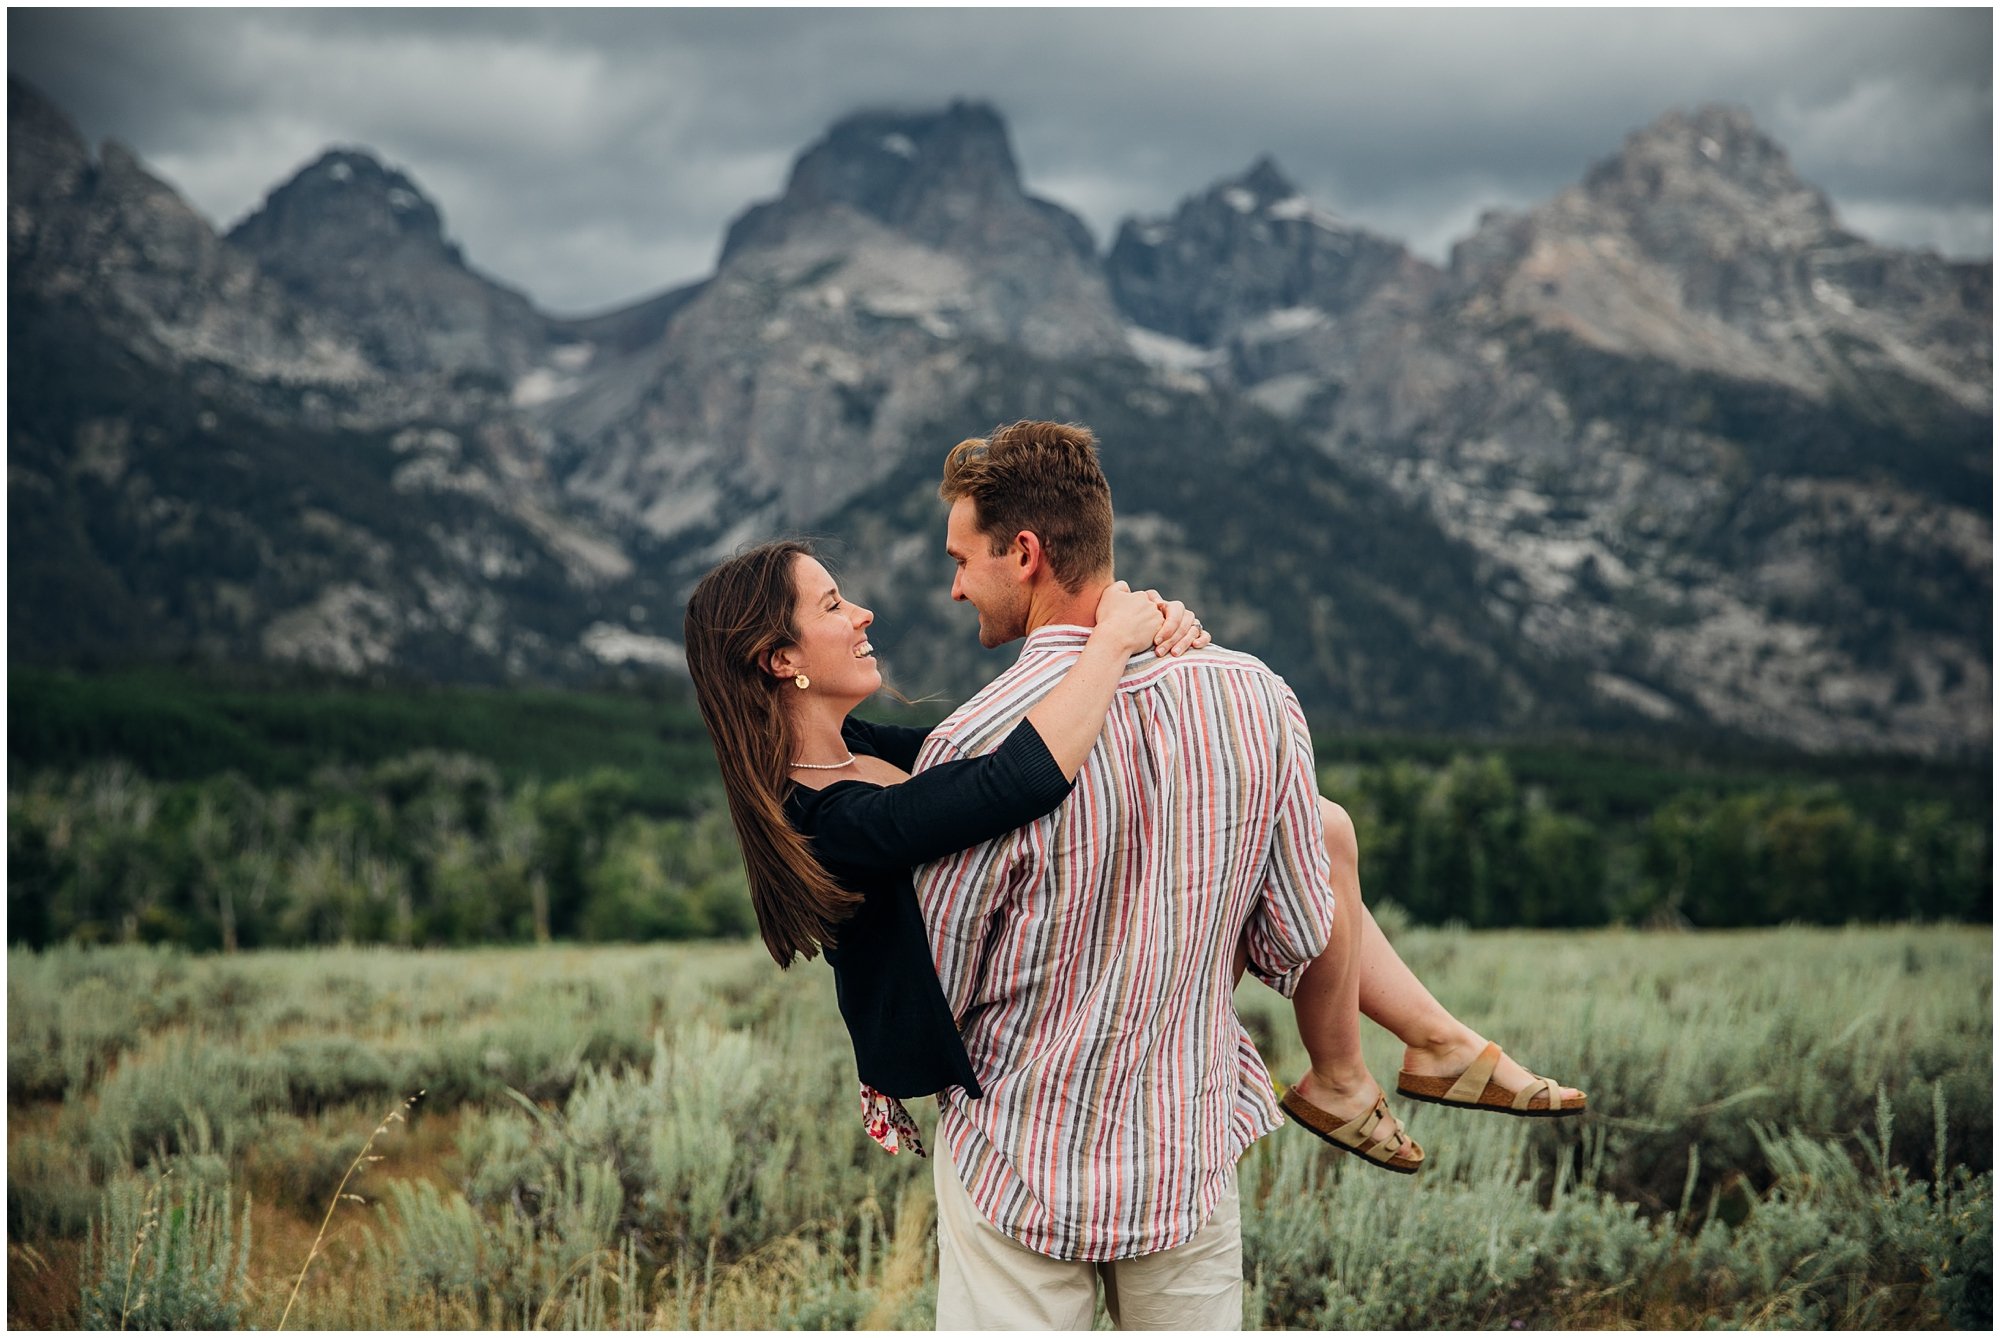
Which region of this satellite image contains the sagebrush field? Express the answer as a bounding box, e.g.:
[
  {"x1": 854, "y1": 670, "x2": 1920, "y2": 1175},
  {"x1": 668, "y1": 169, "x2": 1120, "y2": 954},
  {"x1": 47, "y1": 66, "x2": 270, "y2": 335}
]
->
[{"x1": 6, "y1": 925, "x2": 1990, "y2": 1329}]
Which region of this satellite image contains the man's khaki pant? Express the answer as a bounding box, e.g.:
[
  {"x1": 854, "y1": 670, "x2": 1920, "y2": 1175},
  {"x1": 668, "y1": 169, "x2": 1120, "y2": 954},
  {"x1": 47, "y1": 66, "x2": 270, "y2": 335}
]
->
[{"x1": 932, "y1": 1137, "x2": 1244, "y2": 1330}]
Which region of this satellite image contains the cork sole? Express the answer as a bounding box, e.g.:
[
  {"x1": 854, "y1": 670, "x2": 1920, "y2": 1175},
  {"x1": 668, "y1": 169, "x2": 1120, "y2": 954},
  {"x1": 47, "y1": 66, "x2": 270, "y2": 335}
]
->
[
  {"x1": 1396, "y1": 1073, "x2": 1587, "y2": 1118},
  {"x1": 1279, "y1": 1090, "x2": 1424, "y2": 1174}
]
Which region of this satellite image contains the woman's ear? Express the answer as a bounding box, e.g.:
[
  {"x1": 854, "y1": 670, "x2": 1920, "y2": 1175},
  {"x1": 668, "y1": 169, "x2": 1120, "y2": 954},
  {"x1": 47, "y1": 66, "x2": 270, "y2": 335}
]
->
[{"x1": 764, "y1": 647, "x2": 798, "y2": 681}]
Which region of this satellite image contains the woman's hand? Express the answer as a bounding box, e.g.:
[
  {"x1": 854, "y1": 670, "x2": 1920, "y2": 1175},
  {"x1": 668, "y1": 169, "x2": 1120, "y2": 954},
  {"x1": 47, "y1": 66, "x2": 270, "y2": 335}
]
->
[
  {"x1": 1091, "y1": 581, "x2": 1167, "y2": 655},
  {"x1": 1141, "y1": 589, "x2": 1212, "y2": 657}
]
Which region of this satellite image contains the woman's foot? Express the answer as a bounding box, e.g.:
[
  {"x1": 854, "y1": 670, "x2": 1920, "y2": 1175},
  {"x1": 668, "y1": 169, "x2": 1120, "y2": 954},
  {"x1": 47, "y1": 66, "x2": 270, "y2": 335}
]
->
[
  {"x1": 1280, "y1": 1072, "x2": 1424, "y2": 1176},
  {"x1": 1288, "y1": 1064, "x2": 1384, "y2": 1128},
  {"x1": 1399, "y1": 1031, "x2": 1585, "y2": 1110}
]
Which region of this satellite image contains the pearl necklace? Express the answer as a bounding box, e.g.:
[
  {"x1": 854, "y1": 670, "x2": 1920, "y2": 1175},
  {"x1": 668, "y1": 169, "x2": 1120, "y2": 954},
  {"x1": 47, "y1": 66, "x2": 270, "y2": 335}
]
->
[{"x1": 790, "y1": 754, "x2": 858, "y2": 770}]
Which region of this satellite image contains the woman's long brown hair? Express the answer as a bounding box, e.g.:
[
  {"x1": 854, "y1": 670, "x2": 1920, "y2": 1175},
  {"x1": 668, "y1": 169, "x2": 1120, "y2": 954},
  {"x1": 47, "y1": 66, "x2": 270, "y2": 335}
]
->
[{"x1": 683, "y1": 540, "x2": 863, "y2": 966}]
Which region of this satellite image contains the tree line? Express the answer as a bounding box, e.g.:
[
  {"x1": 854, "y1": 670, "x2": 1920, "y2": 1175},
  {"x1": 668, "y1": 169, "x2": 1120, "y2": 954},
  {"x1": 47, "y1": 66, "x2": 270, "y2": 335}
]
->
[
  {"x1": 1331, "y1": 754, "x2": 1989, "y2": 928},
  {"x1": 8, "y1": 746, "x2": 1987, "y2": 952},
  {"x1": 8, "y1": 753, "x2": 749, "y2": 952}
]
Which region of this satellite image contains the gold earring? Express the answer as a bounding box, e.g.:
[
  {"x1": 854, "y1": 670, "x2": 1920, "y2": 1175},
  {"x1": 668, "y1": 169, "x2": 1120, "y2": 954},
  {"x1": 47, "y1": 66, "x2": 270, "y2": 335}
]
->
[{"x1": 794, "y1": 673, "x2": 810, "y2": 690}]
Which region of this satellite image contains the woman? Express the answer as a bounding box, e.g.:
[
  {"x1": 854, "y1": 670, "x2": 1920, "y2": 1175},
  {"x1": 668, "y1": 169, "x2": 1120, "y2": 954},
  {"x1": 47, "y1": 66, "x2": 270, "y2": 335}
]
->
[{"x1": 683, "y1": 540, "x2": 1581, "y2": 1168}]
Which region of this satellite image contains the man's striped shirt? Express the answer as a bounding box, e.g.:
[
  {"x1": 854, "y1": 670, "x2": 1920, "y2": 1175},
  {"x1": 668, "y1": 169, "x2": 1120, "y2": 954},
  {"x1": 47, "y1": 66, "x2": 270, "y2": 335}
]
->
[{"x1": 914, "y1": 625, "x2": 1335, "y2": 1262}]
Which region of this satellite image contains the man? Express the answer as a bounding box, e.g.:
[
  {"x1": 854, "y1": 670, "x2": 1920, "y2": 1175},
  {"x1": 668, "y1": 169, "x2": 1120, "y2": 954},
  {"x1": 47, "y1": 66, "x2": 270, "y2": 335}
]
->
[{"x1": 913, "y1": 420, "x2": 1337, "y2": 1329}]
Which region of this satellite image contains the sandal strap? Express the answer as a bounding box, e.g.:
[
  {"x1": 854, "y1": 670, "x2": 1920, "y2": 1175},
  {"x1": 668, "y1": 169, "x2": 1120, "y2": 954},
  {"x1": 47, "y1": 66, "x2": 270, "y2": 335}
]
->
[
  {"x1": 1334, "y1": 1097, "x2": 1412, "y2": 1162},
  {"x1": 1330, "y1": 1098, "x2": 1380, "y2": 1142},
  {"x1": 1366, "y1": 1104, "x2": 1413, "y2": 1160},
  {"x1": 1442, "y1": 1042, "x2": 1503, "y2": 1104},
  {"x1": 1512, "y1": 1073, "x2": 1561, "y2": 1111}
]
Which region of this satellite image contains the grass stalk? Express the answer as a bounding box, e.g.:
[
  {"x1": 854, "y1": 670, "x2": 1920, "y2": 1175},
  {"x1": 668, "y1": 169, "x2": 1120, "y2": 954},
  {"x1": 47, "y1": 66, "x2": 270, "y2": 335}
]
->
[
  {"x1": 117, "y1": 1166, "x2": 171, "y2": 1330},
  {"x1": 277, "y1": 1089, "x2": 423, "y2": 1331}
]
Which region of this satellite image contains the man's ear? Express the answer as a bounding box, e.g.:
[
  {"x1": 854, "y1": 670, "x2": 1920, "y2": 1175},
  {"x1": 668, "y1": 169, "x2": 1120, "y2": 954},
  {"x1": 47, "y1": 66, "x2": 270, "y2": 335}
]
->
[{"x1": 1013, "y1": 531, "x2": 1045, "y2": 582}]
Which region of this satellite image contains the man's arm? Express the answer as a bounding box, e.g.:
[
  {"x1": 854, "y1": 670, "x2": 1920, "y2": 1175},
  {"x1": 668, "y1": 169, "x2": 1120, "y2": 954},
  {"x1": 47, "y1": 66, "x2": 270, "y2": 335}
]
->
[
  {"x1": 914, "y1": 729, "x2": 1025, "y2": 1019},
  {"x1": 1242, "y1": 679, "x2": 1336, "y2": 996}
]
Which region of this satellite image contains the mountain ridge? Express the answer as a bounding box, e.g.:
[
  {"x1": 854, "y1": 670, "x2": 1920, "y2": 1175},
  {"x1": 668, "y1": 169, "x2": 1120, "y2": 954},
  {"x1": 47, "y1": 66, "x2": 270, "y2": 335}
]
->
[
  {"x1": 225, "y1": 147, "x2": 561, "y2": 380},
  {"x1": 7, "y1": 77, "x2": 1989, "y2": 758}
]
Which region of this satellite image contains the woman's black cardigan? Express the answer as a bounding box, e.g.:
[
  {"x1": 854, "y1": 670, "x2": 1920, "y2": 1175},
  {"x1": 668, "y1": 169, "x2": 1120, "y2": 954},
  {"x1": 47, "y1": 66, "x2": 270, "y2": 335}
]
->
[{"x1": 783, "y1": 715, "x2": 1074, "y2": 1100}]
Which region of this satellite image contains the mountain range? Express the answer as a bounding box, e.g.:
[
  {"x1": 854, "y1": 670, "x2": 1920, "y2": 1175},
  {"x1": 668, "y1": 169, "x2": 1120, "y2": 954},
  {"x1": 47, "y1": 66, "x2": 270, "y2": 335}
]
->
[{"x1": 8, "y1": 80, "x2": 1990, "y2": 758}]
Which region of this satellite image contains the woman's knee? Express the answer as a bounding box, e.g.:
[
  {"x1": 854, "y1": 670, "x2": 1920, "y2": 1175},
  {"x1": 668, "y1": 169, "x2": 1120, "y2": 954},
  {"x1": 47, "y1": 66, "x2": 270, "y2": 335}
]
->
[{"x1": 1317, "y1": 797, "x2": 1360, "y2": 880}]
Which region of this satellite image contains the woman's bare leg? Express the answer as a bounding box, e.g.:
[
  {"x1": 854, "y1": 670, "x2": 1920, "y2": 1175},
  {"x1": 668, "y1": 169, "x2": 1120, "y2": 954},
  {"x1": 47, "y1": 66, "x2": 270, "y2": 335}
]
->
[
  {"x1": 1260, "y1": 799, "x2": 1580, "y2": 1120},
  {"x1": 1336, "y1": 800, "x2": 1584, "y2": 1104},
  {"x1": 1282, "y1": 801, "x2": 1415, "y2": 1155}
]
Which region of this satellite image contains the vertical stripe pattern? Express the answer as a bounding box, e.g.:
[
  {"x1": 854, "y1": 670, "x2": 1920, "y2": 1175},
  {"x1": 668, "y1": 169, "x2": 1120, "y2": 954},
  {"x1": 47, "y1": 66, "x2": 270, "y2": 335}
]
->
[{"x1": 915, "y1": 626, "x2": 1335, "y2": 1262}]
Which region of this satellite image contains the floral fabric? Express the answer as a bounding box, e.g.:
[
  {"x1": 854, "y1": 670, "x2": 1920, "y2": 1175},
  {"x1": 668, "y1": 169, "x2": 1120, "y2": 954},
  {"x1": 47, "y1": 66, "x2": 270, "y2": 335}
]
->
[{"x1": 860, "y1": 1083, "x2": 927, "y2": 1157}]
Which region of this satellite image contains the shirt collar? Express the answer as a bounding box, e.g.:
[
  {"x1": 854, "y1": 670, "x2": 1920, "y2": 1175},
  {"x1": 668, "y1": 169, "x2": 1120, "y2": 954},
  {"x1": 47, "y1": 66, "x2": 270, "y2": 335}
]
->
[
  {"x1": 1019, "y1": 624, "x2": 1160, "y2": 666},
  {"x1": 1020, "y1": 624, "x2": 1094, "y2": 654}
]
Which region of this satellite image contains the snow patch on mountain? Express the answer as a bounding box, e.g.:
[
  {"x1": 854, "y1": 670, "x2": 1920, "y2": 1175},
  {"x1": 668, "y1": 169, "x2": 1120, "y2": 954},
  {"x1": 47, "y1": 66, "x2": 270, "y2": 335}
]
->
[
  {"x1": 1126, "y1": 324, "x2": 1224, "y2": 370},
  {"x1": 512, "y1": 367, "x2": 580, "y2": 407},
  {"x1": 1237, "y1": 306, "x2": 1330, "y2": 343},
  {"x1": 582, "y1": 623, "x2": 687, "y2": 671},
  {"x1": 1266, "y1": 195, "x2": 1345, "y2": 231}
]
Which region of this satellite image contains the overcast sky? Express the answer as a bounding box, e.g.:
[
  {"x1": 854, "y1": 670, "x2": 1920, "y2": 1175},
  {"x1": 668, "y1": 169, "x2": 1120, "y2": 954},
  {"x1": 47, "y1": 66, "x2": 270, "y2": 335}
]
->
[{"x1": 9, "y1": 6, "x2": 1992, "y2": 316}]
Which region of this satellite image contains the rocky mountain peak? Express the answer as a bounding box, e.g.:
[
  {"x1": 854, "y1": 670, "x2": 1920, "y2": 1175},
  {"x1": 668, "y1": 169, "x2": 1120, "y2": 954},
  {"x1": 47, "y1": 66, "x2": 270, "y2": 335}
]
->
[
  {"x1": 8, "y1": 78, "x2": 90, "y2": 182},
  {"x1": 797, "y1": 101, "x2": 1022, "y2": 214},
  {"x1": 228, "y1": 149, "x2": 459, "y2": 266},
  {"x1": 686, "y1": 99, "x2": 1120, "y2": 375},
  {"x1": 9, "y1": 79, "x2": 95, "y2": 261},
  {"x1": 1107, "y1": 155, "x2": 1428, "y2": 347},
  {"x1": 1576, "y1": 102, "x2": 1838, "y2": 245},
  {"x1": 1221, "y1": 155, "x2": 1300, "y2": 209},
  {"x1": 549, "y1": 99, "x2": 1131, "y2": 547},
  {"x1": 1437, "y1": 99, "x2": 1993, "y2": 418},
  {"x1": 8, "y1": 75, "x2": 1988, "y2": 761},
  {"x1": 9, "y1": 90, "x2": 375, "y2": 387},
  {"x1": 718, "y1": 100, "x2": 1098, "y2": 264},
  {"x1": 1591, "y1": 105, "x2": 1798, "y2": 192},
  {"x1": 219, "y1": 146, "x2": 552, "y2": 379}
]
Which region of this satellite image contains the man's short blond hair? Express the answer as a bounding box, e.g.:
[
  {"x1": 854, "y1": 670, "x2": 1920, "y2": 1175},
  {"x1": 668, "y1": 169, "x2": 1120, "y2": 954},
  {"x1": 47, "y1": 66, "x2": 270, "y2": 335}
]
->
[{"x1": 938, "y1": 420, "x2": 1114, "y2": 593}]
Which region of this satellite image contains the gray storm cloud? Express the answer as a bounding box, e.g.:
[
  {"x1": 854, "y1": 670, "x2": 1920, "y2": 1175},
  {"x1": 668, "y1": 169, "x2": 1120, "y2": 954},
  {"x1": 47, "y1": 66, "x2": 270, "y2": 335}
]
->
[{"x1": 9, "y1": 6, "x2": 1990, "y2": 315}]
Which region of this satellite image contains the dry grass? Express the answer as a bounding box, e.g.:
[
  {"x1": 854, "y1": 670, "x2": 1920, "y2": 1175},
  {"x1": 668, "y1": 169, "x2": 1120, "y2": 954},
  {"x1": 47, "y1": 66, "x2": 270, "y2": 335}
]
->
[
  {"x1": 7, "y1": 1240, "x2": 83, "y2": 1329},
  {"x1": 278, "y1": 1091, "x2": 422, "y2": 1330},
  {"x1": 7, "y1": 929, "x2": 1988, "y2": 1330},
  {"x1": 114, "y1": 1167, "x2": 171, "y2": 1328}
]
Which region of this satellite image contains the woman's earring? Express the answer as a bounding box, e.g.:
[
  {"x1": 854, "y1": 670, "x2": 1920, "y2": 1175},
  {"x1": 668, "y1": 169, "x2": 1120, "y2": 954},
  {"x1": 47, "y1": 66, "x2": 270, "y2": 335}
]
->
[{"x1": 794, "y1": 673, "x2": 810, "y2": 690}]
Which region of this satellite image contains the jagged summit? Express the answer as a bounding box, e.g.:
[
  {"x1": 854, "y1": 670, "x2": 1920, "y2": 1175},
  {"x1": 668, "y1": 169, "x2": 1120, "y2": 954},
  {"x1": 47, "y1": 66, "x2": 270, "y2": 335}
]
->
[
  {"x1": 8, "y1": 77, "x2": 376, "y2": 385},
  {"x1": 1106, "y1": 155, "x2": 1425, "y2": 346},
  {"x1": 9, "y1": 78, "x2": 95, "y2": 256},
  {"x1": 797, "y1": 102, "x2": 1023, "y2": 210},
  {"x1": 1585, "y1": 105, "x2": 1842, "y2": 264},
  {"x1": 1438, "y1": 101, "x2": 1993, "y2": 411},
  {"x1": 229, "y1": 149, "x2": 463, "y2": 267},
  {"x1": 1219, "y1": 155, "x2": 1302, "y2": 209},
  {"x1": 1586, "y1": 104, "x2": 1824, "y2": 207},
  {"x1": 8, "y1": 74, "x2": 1986, "y2": 757},
  {"x1": 685, "y1": 98, "x2": 1121, "y2": 365},
  {"x1": 719, "y1": 100, "x2": 1095, "y2": 264},
  {"x1": 1450, "y1": 102, "x2": 1839, "y2": 286},
  {"x1": 8, "y1": 77, "x2": 89, "y2": 172},
  {"x1": 551, "y1": 97, "x2": 1128, "y2": 543},
  {"x1": 1574, "y1": 103, "x2": 1842, "y2": 259},
  {"x1": 223, "y1": 148, "x2": 551, "y2": 378}
]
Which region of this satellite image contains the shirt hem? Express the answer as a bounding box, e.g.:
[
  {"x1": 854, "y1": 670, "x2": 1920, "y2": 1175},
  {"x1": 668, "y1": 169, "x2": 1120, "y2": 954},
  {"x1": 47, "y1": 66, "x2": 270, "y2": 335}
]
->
[{"x1": 948, "y1": 1106, "x2": 1284, "y2": 1263}]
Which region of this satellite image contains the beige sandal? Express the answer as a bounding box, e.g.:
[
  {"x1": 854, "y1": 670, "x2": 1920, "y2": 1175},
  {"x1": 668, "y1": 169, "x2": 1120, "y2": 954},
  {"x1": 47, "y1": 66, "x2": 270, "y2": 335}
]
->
[
  {"x1": 1279, "y1": 1085, "x2": 1424, "y2": 1175},
  {"x1": 1396, "y1": 1042, "x2": 1586, "y2": 1117}
]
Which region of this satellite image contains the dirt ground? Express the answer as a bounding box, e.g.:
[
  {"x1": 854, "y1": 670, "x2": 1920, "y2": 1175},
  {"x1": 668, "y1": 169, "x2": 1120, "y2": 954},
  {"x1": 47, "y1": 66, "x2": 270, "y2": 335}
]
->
[{"x1": 6, "y1": 1101, "x2": 465, "y2": 1330}]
